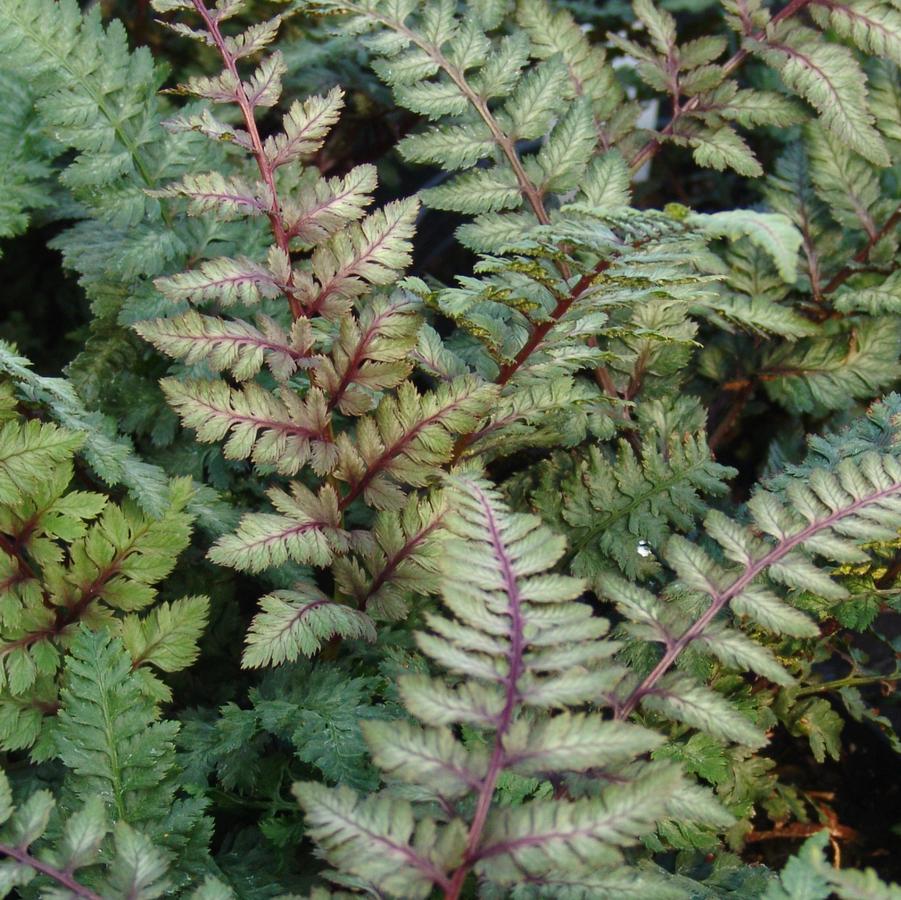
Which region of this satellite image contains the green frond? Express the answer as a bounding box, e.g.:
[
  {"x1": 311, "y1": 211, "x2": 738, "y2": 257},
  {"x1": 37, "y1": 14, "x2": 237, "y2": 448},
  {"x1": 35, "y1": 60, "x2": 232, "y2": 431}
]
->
[
  {"x1": 761, "y1": 318, "x2": 901, "y2": 414},
  {"x1": 687, "y1": 210, "x2": 802, "y2": 284},
  {"x1": 764, "y1": 830, "x2": 901, "y2": 899},
  {"x1": 160, "y1": 378, "x2": 333, "y2": 475},
  {"x1": 243, "y1": 585, "x2": 376, "y2": 666},
  {"x1": 334, "y1": 377, "x2": 497, "y2": 509},
  {"x1": 530, "y1": 433, "x2": 734, "y2": 580},
  {"x1": 105, "y1": 822, "x2": 173, "y2": 899},
  {"x1": 120, "y1": 596, "x2": 209, "y2": 696},
  {"x1": 209, "y1": 483, "x2": 348, "y2": 572},
  {"x1": 684, "y1": 126, "x2": 763, "y2": 177},
  {"x1": 0, "y1": 419, "x2": 83, "y2": 507},
  {"x1": 516, "y1": 0, "x2": 621, "y2": 117},
  {"x1": 0, "y1": 0, "x2": 163, "y2": 216},
  {"x1": 806, "y1": 121, "x2": 882, "y2": 234},
  {"x1": 833, "y1": 270, "x2": 901, "y2": 313},
  {"x1": 750, "y1": 24, "x2": 890, "y2": 166},
  {"x1": 295, "y1": 782, "x2": 464, "y2": 898},
  {"x1": 136, "y1": 311, "x2": 316, "y2": 381},
  {"x1": 56, "y1": 628, "x2": 207, "y2": 850},
  {"x1": 332, "y1": 493, "x2": 445, "y2": 619},
  {"x1": 153, "y1": 255, "x2": 283, "y2": 307},
  {"x1": 0, "y1": 72, "x2": 52, "y2": 251},
  {"x1": 0, "y1": 765, "x2": 201, "y2": 898},
  {"x1": 0, "y1": 343, "x2": 231, "y2": 529},
  {"x1": 474, "y1": 764, "x2": 684, "y2": 885}
]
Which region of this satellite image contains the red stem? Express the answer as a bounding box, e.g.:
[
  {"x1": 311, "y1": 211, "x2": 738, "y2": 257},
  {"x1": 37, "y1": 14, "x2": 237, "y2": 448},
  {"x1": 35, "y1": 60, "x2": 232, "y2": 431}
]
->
[
  {"x1": 451, "y1": 259, "x2": 613, "y2": 463},
  {"x1": 361, "y1": 517, "x2": 444, "y2": 610},
  {"x1": 628, "y1": 0, "x2": 813, "y2": 173},
  {"x1": 443, "y1": 481, "x2": 525, "y2": 900},
  {"x1": 616, "y1": 477, "x2": 901, "y2": 719},
  {"x1": 823, "y1": 202, "x2": 901, "y2": 294},
  {"x1": 0, "y1": 842, "x2": 102, "y2": 900},
  {"x1": 190, "y1": 1, "x2": 303, "y2": 319}
]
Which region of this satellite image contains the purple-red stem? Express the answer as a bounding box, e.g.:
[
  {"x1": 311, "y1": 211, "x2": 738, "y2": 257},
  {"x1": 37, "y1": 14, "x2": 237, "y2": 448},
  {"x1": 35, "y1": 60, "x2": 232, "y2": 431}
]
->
[
  {"x1": 823, "y1": 202, "x2": 901, "y2": 294},
  {"x1": 444, "y1": 481, "x2": 524, "y2": 900},
  {"x1": 616, "y1": 478, "x2": 901, "y2": 719},
  {"x1": 450, "y1": 259, "x2": 612, "y2": 463},
  {"x1": 628, "y1": 0, "x2": 813, "y2": 173},
  {"x1": 0, "y1": 842, "x2": 102, "y2": 900},
  {"x1": 190, "y1": 1, "x2": 303, "y2": 320}
]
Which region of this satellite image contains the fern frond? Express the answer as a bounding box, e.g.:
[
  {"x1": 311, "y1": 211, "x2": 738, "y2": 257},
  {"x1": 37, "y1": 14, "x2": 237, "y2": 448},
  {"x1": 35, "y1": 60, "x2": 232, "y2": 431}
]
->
[
  {"x1": 209, "y1": 482, "x2": 349, "y2": 573},
  {"x1": 153, "y1": 255, "x2": 283, "y2": 307},
  {"x1": 0, "y1": 342, "x2": 232, "y2": 533},
  {"x1": 0, "y1": 0, "x2": 162, "y2": 213},
  {"x1": 0, "y1": 775, "x2": 102, "y2": 899},
  {"x1": 153, "y1": 172, "x2": 271, "y2": 219},
  {"x1": 332, "y1": 493, "x2": 445, "y2": 619},
  {"x1": 283, "y1": 165, "x2": 378, "y2": 242},
  {"x1": 608, "y1": 452, "x2": 901, "y2": 742},
  {"x1": 531, "y1": 432, "x2": 735, "y2": 580},
  {"x1": 0, "y1": 393, "x2": 208, "y2": 753},
  {"x1": 243, "y1": 585, "x2": 376, "y2": 667},
  {"x1": 120, "y1": 596, "x2": 209, "y2": 698},
  {"x1": 806, "y1": 121, "x2": 882, "y2": 236},
  {"x1": 0, "y1": 419, "x2": 83, "y2": 507},
  {"x1": 687, "y1": 210, "x2": 802, "y2": 283},
  {"x1": 160, "y1": 378, "x2": 333, "y2": 475},
  {"x1": 296, "y1": 475, "x2": 704, "y2": 897},
  {"x1": 334, "y1": 377, "x2": 497, "y2": 510},
  {"x1": 764, "y1": 830, "x2": 901, "y2": 899},
  {"x1": 294, "y1": 783, "x2": 459, "y2": 899},
  {"x1": 55, "y1": 628, "x2": 208, "y2": 853},
  {"x1": 313, "y1": 291, "x2": 420, "y2": 415},
  {"x1": 760, "y1": 318, "x2": 901, "y2": 414},
  {"x1": 0, "y1": 72, "x2": 52, "y2": 251},
  {"x1": 809, "y1": 0, "x2": 901, "y2": 69},
  {"x1": 263, "y1": 85, "x2": 345, "y2": 168},
  {"x1": 136, "y1": 311, "x2": 316, "y2": 382},
  {"x1": 750, "y1": 24, "x2": 890, "y2": 166},
  {"x1": 302, "y1": 198, "x2": 419, "y2": 318}
]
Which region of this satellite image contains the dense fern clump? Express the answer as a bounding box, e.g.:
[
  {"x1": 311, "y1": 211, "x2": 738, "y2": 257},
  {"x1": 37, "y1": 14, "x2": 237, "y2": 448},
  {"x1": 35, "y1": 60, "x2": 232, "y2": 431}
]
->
[{"x1": 1, "y1": 0, "x2": 900, "y2": 895}]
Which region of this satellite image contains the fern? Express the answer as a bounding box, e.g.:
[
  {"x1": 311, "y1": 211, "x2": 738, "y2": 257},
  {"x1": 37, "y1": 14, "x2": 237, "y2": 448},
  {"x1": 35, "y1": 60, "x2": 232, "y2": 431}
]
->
[
  {"x1": 295, "y1": 475, "x2": 718, "y2": 899},
  {"x1": 603, "y1": 450, "x2": 901, "y2": 743},
  {"x1": 4, "y1": 0, "x2": 901, "y2": 893},
  {"x1": 132, "y1": 0, "x2": 501, "y2": 663},
  {"x1": 523, "y1": 423, "x2": 735, "y2": 580},
  {"x1": 0, "y1": 376, "x2": 208, "y2": 754},
  {"x1": 764, "y1": 830, "x2": 901, "y2": 899},
  {"x1": 0, "y1": 629, "x2": 221, "y2": 896},
  {"x1": 0, "y1": 767, "x2": 232, "y2": 899},
  {"x1": 55, "y1": 628, "x2": 210, "y2": 861}
]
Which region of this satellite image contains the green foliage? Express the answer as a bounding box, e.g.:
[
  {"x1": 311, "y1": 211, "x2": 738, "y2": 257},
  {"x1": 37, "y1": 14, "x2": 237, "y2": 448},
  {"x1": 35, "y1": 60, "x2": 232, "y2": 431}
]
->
[
  {"x1": 764, "y1": 831, "x2": 901, "y2": 899},
  {"x1": 0, "y1": 373, "x2": 208, "y2": 756},
  {"x1": 295, "y1": 475, "x2": 711, "y2": 898},
  {"x1": 2, "y1": 0, "x2": 901, "y2": 894}
]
